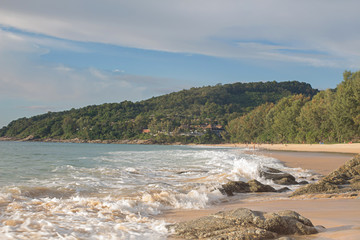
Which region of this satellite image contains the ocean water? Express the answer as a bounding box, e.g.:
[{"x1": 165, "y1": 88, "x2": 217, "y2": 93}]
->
[{"x1": 0, "y1": 141, "x2": 313, "y2": 239}]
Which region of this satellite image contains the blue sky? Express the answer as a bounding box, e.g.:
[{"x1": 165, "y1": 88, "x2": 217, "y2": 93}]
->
[{"x1": 1, "y1": 0, "x2": 360, "y2": 127}]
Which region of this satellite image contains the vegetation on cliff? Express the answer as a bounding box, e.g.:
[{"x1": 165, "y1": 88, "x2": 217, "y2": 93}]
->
[
  {"x1": 227, "y1": 71, "x2": 360, "y2": 143},
  {"x1": 1, "y1": 70, "x2": 359, "y2": 144},
  {"x1": 0, "y1": 81, "x2": 317, "y2": 143}
]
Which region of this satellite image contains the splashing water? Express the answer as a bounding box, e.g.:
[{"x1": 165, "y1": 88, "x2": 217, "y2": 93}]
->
[{"x1": 0, "y1": 142, "x2": 313, "y2": 239}]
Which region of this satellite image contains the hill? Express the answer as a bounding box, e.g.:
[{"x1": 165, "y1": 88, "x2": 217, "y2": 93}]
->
[
  {"x1": 227, "y1": 71, "x2": 360, "y2": 144},
  {"x1": 0, "y1": 81, "x2": 318, "y2": 144}
]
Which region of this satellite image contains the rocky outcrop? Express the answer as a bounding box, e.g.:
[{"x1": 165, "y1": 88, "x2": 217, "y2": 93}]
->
[
  {"x1": 291, "y1": 154, "x2": 360, "y2": 196},
  {"x1": 219, "y1": 180, "x2": 276, "y2": 196},
  {"x1": 20, "y1": 135, "x2": 36, "y2": 141},
  {"x1": 168, "y1": 208, "x2": 318, "y2": 239},
  {"x1": 259, "y1": 167, "x2": 298, "y2": 185}
]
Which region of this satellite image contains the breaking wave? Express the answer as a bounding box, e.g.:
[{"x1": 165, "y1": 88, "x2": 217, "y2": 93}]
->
[{"x1": 0, "y1": 143, "x2": 314, "y2": 239}]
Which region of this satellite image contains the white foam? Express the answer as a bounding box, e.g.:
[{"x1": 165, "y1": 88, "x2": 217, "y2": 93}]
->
[{"x1": 0, "y1": 144, "x2": 317, "y2": 239}]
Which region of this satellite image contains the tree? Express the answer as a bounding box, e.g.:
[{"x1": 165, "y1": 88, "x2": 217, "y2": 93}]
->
[
  {"x1": 265, "y1": 95, "x2": 310, "y2": 143},
  {"x1": 226, "y1": 103, "x2": 274, "y2": 143},
  {"x1": 297, "y1": 89, "x2": 335, "y2": 143},
  {"x1": 331, "y1": 71, "x2": 360, "y2": 142}
]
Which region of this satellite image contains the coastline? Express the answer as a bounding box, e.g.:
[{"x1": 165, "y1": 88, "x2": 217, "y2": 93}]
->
[
  {"x1": 207, "y1": 143, "x2": 360, "y2": 154},
  {"x1": 2, "y1": 136, "x2": 360, "y2": 155},
  {"x1": 160, "y1": 148, "x2": 360, "y2": 239},
  {"x1": 1, "y1": 139, "x2": 359, "y2": 238}
]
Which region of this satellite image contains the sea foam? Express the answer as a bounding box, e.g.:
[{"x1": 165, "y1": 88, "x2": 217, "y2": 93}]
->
[{"x1": 0, "y1": 143, "x2": 315, "y2": 239}]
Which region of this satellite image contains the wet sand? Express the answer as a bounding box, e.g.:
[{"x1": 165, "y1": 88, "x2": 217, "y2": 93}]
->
[
  {"x1": 162, "y1": 197, "x2": 360, "y2": 240},
  {"x1": 160, "y1": 148, "x2": 360, "y2": 239}
]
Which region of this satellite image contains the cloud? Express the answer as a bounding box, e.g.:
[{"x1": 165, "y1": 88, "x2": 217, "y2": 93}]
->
[
  {"x1": 1, "y1": 1, "x2": 360, "y2": 67},
  {"x1": 0, "y1": 30, "x2": 185, "y2": 106}
]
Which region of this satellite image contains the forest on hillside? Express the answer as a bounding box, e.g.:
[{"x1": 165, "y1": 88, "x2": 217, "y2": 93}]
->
[
  {"x1": 226, "y1": 71, "x2": 360, "y2": 144},
  {"x1": 0, "y1": 81, "x2": 318, "y2": 144},
  {"x1": 1, "y1": 71, "x2": 359, "y2": 144}
]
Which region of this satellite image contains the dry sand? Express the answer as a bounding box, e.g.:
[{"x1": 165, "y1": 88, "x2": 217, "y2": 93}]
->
[
  {"x1": 259, "y1": 151, "x2": 353, "y2": 176},
  {"x1": 160, "y1": 145, "x2": 360, "y2": 239},
  {"x1": 214, "y1": 143, "x2": 360, "y2": 154}
]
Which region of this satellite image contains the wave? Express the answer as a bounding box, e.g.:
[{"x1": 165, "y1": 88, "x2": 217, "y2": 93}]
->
[{"x1": 0, "y1": 145, "x2": 315, "y2": 239}]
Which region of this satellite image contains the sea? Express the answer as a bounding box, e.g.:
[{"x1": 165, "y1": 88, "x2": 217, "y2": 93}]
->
[{"x1": 0, "y1": 141, "x2": 314, "y2": 239}]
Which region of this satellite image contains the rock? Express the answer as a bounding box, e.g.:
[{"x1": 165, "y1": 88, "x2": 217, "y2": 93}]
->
[
  {"x1": 260, "y1": 167, "x2": 298, "y2": 185},
  {"x1": 168, "y1": 208, "x2": 318, "y2": 239},
  {"x1": 324, "y1": 155, "x2": 360, "y2": 184},
  {"x1": 349, "y1": 175, "x2": 360, "y2": 190},
  {"x1": 277, "y1": 187, "x2": 291, "y2": 193},
  {"x1": 298, "y1": 180, "x2": 309, "y2": 185},
  {"x1": 220, "y1": 180, "x2": 276, "y2": 196},
  {"x1": 248, "y1": 179, "x2": 277, "y2": 192},
  {"x1": 291, "y1": 155, "x2": 360, "y2": 196},
  {"x1": 291, "y1": 182, "x2": 339, "y2": 196},
  {"x1": 274, "y1": 177, "x2": 298, "y2": 185},
  {"x1": 21, "y1": 135, "x2": 36, "y2": 141}
]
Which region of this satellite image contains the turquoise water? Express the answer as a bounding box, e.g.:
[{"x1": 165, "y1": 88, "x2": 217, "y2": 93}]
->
[{"x1": 0, "y1": 141, "x2": 312, "y2": 239}]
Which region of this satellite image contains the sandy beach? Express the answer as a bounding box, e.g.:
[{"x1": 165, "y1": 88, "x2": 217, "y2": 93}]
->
[
  {"x1": 160, "y1": 144, "x2": 360, "y2": 239},
  {"x1": 215, "y1": 143, "x2": 360, "y2": 155}
]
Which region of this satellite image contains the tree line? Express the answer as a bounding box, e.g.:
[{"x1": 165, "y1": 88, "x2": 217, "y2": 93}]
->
[
  {"x1": 226, "y1": 71, "x2": 360, "y2": 144},
  {"x1": 0, "y1": 80, "x2": 318, "y2": 144}
]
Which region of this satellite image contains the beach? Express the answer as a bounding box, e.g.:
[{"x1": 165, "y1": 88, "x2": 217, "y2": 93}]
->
[
  {"x1": 0, "y1": 141, "x2": 358, "y2": 239},
  {"x1": 213, "y1": 143, "x2": 360, "y2": 155},
  {"x1": 160, "y1": 144, "x2": 360, "y2": 239}
]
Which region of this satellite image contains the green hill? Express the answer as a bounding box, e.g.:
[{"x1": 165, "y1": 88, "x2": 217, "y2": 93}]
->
[
  {"x1": 227, "y1": 71, "x2": 360, "y2": 144},
  {"x1": 0, "y1": 81, "x2": 318, "y2": 144}
]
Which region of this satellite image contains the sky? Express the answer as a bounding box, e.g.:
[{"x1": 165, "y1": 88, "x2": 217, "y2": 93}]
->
[{"x1": 1, "y1": 0, "x2": 360, "y2": 127}]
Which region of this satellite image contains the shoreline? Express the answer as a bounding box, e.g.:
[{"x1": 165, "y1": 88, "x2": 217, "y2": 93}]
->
[
  {"x1": 206, "y1": 143, "x2": 360, "y2": 154},
  {"x1": 159, "y1": 149, "x2": 360, "y2": 239},
  {"x1": 1, "y1": 138, "x2": 359, "y2": 238},
  {"x1": 2, "y1": 137, "x2": 360, "y2": 154}
]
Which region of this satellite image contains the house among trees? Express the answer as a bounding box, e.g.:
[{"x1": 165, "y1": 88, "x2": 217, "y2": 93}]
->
[{"x1": 142, "y1": 129, "x2": 151, "y2": 133}]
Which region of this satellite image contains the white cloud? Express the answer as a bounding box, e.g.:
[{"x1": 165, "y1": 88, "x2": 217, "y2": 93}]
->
[
  {"x1": 0, "y1": 30, "x2": 185, "y2": 106},
  {"x1": 0, "y1": 1, "x2": 360, "y2": 67}
]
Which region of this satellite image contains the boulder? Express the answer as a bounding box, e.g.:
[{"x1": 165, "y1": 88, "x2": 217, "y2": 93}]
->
[
  {"x1": 323, "y1": 155, "x2": 360, "y2": 184},
  {"x1": 220, "y1": 180, "x2": 276, "y2": 196},
  {"x1": 298, "y1": 180, "x2": 309, "y2": 185},
  {"x1": 291, "y1": 155, "x2": 360, "y2": 196},
  {"x1": 168, "y1": 208, "x2": 318, "y2": 239},
  {"x1": 259, "y1": 167, "x2": 298, "y2": 185},
  {"x1": 277, "y1": 187, "x2": 291, "y2": 193}
]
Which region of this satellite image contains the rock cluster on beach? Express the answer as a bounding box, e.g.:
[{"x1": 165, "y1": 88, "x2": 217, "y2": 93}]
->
[
  {"x1": 168, "y1": 208, "x2": 318, "y2": 240},
  {"x1": 219, "y1": 167, "x2": 306, "y2": 196},
  {"x1": 259, "y1": 167, "x2": 305, "y2": 185},
  {"x1": 291, "y1": 154, "x2": 360, "y2": 196},
  {"x1": 219, "y1": 180, "x2": 277, "y2": 196}
]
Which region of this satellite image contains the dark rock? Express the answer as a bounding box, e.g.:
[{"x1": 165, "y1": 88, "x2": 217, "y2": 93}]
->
[
  {"x1": 220, "y1": 180, "x2": 276, "y2": 196},
  {"x1": 277, "y1": 187, "x2": 291, "y2": 193},
  {"x1": 273, "y1": 177, "x2": 298, "y2": 185},
  {"x1": 248, "y1": 179, "x2": 277, "y2": 192},
  {"x1": 298, "y1": 180, "x2": 309, "y2": 185},
  {"x1": 291, "y1": 182, "x2": 339, "y2": 196},
  {"x1": 291, "y1": 155, "x2": 360, "y2": 196},
  {"x1": 168, "y1": 208, "x2": 318, "y2": 239},
  {"x1": 260, "y1": 167, "x2": 298, "y2": 185}
]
